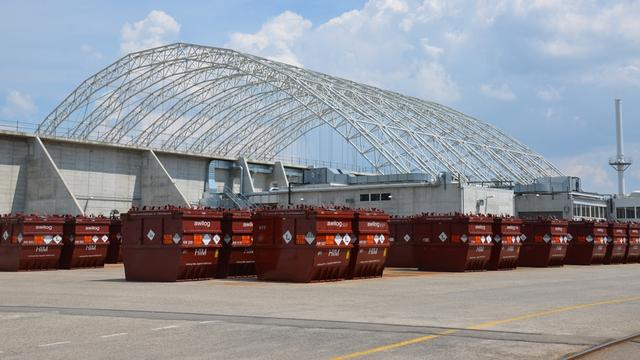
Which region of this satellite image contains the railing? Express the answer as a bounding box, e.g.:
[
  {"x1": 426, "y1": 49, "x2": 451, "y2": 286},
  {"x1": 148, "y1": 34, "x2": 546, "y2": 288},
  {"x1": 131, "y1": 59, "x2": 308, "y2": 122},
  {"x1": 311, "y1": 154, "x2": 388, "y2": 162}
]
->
[
  {"x1": 0, "y1": 119, "x2": 40, "y2": 133},
  {"x1": 222, "y1": 186, "x2": 254, "y2": 209}
]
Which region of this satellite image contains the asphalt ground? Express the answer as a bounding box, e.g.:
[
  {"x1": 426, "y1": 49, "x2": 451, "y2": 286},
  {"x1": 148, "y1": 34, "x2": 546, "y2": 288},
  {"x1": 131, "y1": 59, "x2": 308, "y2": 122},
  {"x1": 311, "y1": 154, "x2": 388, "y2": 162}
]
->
[{"x1": 0, "y1": 264, "x2": 639, "y2": 359}]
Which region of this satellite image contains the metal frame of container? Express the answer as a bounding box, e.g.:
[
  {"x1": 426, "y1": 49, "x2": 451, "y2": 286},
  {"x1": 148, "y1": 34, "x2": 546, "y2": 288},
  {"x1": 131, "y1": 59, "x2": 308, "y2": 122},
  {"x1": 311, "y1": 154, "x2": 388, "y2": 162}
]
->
[
  {"x1": 347, "y1": 210, "x2": 390, "y2": 279},
  {"x1": 0, "y1": 214, "x2": 65, "y2": 271},
  {"x1": 122, "y1": 207, "x2": 224, "y2": 282},
  {"x1": 216, "y1": 210, "x2": 255, "y2": 278},
  {"x1": 565, "y1": 220, "x2": 608, "y2": 265},
  {"x1": 413, "y1": 214, "x2": 494, "y2": 272},
  {"x1": 386, "y1": 217, "x2": 417, "y2": 268},
  {"x1": 252, "y1": 207, "x2": 354, "y2": 283},
  {"x1": 518, "y1": 219, "x2": 569, "y2": 267},
  {"x1": 487, "y1": 217, "x2": 523, "y2": 270}
]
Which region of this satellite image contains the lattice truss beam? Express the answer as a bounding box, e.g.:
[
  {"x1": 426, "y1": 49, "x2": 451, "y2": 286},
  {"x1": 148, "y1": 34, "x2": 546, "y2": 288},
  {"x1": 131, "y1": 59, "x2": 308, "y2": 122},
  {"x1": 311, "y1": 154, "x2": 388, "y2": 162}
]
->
[{"x1": 37, "y1": 43, "x2": 562, "y2": 183}]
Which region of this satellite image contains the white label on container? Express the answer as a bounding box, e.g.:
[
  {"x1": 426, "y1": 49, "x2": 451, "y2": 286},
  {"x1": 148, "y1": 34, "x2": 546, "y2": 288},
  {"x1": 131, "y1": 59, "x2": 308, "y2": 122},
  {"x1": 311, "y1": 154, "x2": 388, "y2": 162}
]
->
[
  {"x1": 403, "y1": 234, "x2": 411, "y2": 242},
  {"x1": 17, "y1": 233, "x2": 23, "y2": 243},
  {"x1": 92, "y1": 235, "x2": 99, "y2": 243},
  {"x1": 43, "y1": 235, "x2": 53, "y2": 245},
  {"x1": 335, "y1": 234, "x2": 343, "y2": 246},
  {"x1": 224, "y1": 234, "x2": 232, "y2": 244},
  {"x1": 202, "y1": 234, "x2": 212, "y2": 246},
  {"x1": 53, "y1": 235, "x2": 62, "y2": 244},
  {"x1": 438, "y1": 232, "x2": 447, "y2": 242},
  {"x1": 343, "y1": 234, "x2": 351, "y2": 246},
  {"x1": 2, "y1": 231, "x2": 8, "y2": 241},
  {"x1": 305, "y1": 232, "x2": 315, "y2": 245},
  {"x1": 147, "y1": 229, "x2": 156, "y2": 241},
  {"x1": 101, "y1": 235, "x2": 109, "y2": 242},
  {"x1": 172, "y1": 233, "x2": 181, "y2": 244},
  {"x1": 213, "y1": 234, "x2": 221, "y2": 244}
]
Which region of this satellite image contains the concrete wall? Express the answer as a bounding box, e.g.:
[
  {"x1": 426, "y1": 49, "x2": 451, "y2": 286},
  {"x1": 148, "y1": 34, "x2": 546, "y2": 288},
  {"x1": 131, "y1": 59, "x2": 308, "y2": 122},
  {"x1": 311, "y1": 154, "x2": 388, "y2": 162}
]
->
[
  {"x1": 462, "y1": 186, "x2": 514, "y2": 215},
  {"x1": 0, "y1": 134, "x2": 28, "y2": 213},
  {"x1": 155, "y1": 153, "x2": 207, "y2": 205},
  {"x1": 43, "y1": 139, "x2": 142, "y2": 215}
]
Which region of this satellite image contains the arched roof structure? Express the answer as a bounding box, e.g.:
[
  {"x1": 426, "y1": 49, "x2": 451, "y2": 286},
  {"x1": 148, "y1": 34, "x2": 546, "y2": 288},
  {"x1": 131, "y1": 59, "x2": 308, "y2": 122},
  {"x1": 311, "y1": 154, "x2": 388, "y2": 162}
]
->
[{"x1": 37, "y1": 43, "x2": 561, "y2": 183}]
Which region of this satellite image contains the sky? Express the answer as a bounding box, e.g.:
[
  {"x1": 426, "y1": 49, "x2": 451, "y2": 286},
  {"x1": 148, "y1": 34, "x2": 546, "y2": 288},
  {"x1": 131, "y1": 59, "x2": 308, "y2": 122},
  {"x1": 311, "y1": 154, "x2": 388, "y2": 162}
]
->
[{"x1": 1, "y1": 0, "x2": 639, "y2": 194}]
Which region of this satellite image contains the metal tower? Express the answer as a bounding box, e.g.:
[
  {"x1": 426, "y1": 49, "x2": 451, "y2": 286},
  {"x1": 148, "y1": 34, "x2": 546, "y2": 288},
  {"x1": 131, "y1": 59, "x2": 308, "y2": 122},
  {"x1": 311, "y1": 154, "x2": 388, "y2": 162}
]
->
[{"x1": 609, "y1": 99, "x2": 632, "y2": 196}]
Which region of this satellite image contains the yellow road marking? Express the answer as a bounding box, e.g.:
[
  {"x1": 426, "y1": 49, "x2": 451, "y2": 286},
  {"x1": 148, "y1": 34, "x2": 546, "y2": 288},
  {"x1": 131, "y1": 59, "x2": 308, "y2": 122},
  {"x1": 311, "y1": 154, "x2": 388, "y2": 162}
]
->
[{"x1": 331, "y1": 295, "x2": 640, "y2": 360}]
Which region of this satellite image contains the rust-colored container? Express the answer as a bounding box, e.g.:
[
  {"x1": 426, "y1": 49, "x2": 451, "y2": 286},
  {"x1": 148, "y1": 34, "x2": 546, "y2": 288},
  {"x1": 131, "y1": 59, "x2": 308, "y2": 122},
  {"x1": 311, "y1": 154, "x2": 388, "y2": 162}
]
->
[
  {"x1": 252, "y1": 207, "x2": 354, "y2": 283},
  {"x1": 105, "y1": 217, "x2": 123, "y2": 264},
  {"x1": 0, "y1": 214, "x2": 65, "y2": 271},
  {"x1": 565, "y1": 220, "x2": 608, "y2": 265},
  {"x1": 604, "y1": 222, "x2": 628, "y2": 264},
  {"x1": 386, "y1": 217, "x2": 417, "y2": 268},
  {"x1": 347, "y1": 210, "x2": 390, "y2": 279},
  {"x1": 59, "y1": 216, "x2": 110, "y2": 269},
  {"x1": 626, "y1": 223, "x2": 640, "y2": 263},
  {"x1": 216, "y1": 210, "x2": 255, "y2": 278},
  {"x1": 122, "y1": 207, "x2": 224, "y2": 282},
  {"x1": 518, "y1": 219, "x2": 568, "y2": 267},
  {"x1": 413, "y1": 214, "x2": 494, "y2": 272},
  {"x1": 487, "y1": 217, "x2": 522, "y2": 270}
]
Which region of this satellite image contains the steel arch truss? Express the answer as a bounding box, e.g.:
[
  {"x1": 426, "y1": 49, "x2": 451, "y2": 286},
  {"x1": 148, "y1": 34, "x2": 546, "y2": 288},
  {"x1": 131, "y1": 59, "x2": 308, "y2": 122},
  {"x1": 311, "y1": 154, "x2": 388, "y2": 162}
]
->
[{"x1": 37, "y1": 43, "x2": 562, "y2": 183}]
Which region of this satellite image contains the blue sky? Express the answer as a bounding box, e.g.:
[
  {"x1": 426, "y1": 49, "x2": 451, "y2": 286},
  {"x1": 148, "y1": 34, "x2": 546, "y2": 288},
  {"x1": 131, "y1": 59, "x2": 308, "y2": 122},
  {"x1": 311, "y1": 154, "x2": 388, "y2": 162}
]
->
[{"x1": 1, "y1": 0, "x2": 639, "y2": 194}]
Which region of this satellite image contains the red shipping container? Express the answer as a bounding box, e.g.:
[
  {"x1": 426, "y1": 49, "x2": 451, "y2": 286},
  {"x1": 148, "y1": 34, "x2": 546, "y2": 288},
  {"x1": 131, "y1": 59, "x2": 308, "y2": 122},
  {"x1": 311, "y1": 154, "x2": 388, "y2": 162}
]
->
[
  {"x1": 626, "y1": 223, "x2": 640, "y2": 263},
  {"x1": 386, "y1": 217, "x2": 417, "y2": 268},
  {"x1": 347, "y1": 210, "x2": 390, "y2": 279},
  {"x1": 252, "y1": 207, "x2": 354, "y2": 283},
  {"x1": 487, "y1": 217, "x2": 522, "y2": 270},
  {"x1": 122, "y1": 207, "x2": 223, "y2": 282},
  {"x1": 0, "y1": 214, "x2": 65, "y2": 271},
  {"x1": 59, "y1": 216, "x2": 111, "y2": 269},
  {"x1": 604, "y1": 222, "x2": 628, "y2": 264},
  {"x1": 518, "y1": 219, "x2": 568, "y2": 267},
  {"x1": 216, "y1": 210, "x2": 255, "y2": 278},
  {"x1": 105, "y1": 217, "x2": 123, "y2": 264},
  {"x1": 565, "y1": 220, "x2": 608, "y2": 265},
  {"x1": 413, "y1": 214, "x2": 494, "y2": 272}
]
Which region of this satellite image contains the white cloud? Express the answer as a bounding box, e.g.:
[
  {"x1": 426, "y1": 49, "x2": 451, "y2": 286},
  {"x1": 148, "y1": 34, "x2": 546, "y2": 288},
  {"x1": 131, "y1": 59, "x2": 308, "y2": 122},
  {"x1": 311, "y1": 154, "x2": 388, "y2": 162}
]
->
[
  {"x1": 536, "y1": 85, "x2": 562, "y2": 101},
  {"x1": 580, "y1": 58, "x2": 640, "y2": 87},
  {"x1": 1, "y1": 90, "x2": 36, "y2": 118},
  {"x1": 120, "y1": 10, "x2": 181, "y2": 54},
  {"x1": 81, "y1": 44, "x2": 103, "y2": 60},
  {"x1": 420, "y1": 38, "x2": 443, "y2": 59},
  {"x1": 227, "y1": 11, "x2": 311, "y2": 67},
  {"x1": 415, "y1": 61, "x2": 459, "y2": 103},
  {"x1": 480, "y1": 83, "x2": 516, "y2": 101}
]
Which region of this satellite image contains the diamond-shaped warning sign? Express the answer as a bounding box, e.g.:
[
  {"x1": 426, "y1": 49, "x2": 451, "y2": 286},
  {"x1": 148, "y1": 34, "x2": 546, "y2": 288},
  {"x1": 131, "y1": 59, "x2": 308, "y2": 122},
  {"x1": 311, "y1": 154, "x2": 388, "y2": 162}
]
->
[
  {"x1": 213, "y1": 234, "x2": 221, "y2": 244},
  {"x1": 172, "y1": 233, "x2": 181, "y2": 244},
  {"x1": 101, "y1": 235, "x2": 109, "y2": 242},
  {"x1": 43, "y1": 235, "x2": 53, "y2": 245},
  {"x1": 542, "y1": 234, "x2": 551, "y2": 243},
  {"x1": 373, "y1": 234, "x2": 381, "y2": 244},
  {"x1": 305, "y1": 232, "x2": 315, "y2": 245},
  {"x1": 146, "y1": 229, "x2": 156, "y2": 241},
  {"x1": 438, "y1": 232, "x2": 447, "y2": 242},
  {"x1": 343, "y1": 234, "x2": 351, "y2": 246},
  {"x1": 116, "y1": 233, "x2": 122, "y2": 240},
  {"x1": 53, "y1": 235, "x2": 62, "y2": 244},
  {"x1": 224, "y1": 234, "x2": 232, "y2": 244},
  {"x1": 282, "y1": 230, "x2": 292, "y2": 244},
  {"x1": 520, "y1": 234, "x2": 527, "y2": 242},
  {"x1": 202, "y1": 234, "x2": 211, "y2": 246},
  {"x1": 92, "y1": 235, "x2": 99, "y2": 243},
  {"x1": 403, "y1": 234, "x2": 411, "y2": 242},
  {"x1": 17, "y1": 233, "x2": 23, "y2": 243},
  {"x1": 2, "y1": 231, "x2": 8, "y2": 241},
  {"x1": 334, "y1": 234, "x2": 343, "y2": 246}
]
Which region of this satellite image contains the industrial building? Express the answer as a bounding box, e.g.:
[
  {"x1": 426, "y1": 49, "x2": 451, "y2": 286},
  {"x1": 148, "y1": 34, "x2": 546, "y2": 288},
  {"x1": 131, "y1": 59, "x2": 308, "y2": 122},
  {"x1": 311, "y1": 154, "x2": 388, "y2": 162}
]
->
[{"x1": 0, "y1": 43, "x2": 637, "y2": 220}]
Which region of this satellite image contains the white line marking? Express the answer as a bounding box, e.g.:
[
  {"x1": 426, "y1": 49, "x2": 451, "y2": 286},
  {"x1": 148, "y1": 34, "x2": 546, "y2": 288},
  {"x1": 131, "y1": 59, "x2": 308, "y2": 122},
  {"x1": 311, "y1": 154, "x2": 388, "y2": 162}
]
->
[
  {"x1": 38, "y1": 341, "x2": 71, "y2": 347},
  {"x1": 199, "y1": 320, "x2": 220, "y2": 324},
  {"x1": 151, "y1": 325, "x2": 179, "y2": 331},
  {"x1": 100, "y1": 333, "x2": 128, "y2": 338}
]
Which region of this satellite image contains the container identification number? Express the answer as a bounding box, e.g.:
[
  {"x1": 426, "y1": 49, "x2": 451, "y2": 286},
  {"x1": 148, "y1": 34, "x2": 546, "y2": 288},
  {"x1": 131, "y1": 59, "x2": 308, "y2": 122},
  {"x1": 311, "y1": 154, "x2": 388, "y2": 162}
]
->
[
  {"x1": 368, "y1": 248, "x2": 378, "y2": 255},
  {"x1": 328, "y1": 249, "x2": 340, "y2": 257}
]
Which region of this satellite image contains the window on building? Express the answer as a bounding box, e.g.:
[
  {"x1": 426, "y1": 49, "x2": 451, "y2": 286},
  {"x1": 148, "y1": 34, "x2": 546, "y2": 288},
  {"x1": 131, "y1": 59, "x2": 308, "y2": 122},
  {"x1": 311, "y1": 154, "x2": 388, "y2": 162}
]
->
[
  {"x1": 381, "y1": 193, "x2": 392, "y2": 201},
  {"x1": 573, "y1": 207, "x2": 579, "y2": 217},
  {"x1": 371, "y1": 193, "x2": 381, "y2": 201},
  {"x1": 360, "y1": 194, "x2": 369, "y2": 202},
  {"x1": 617, "y1": 207, "x2": 626, "y2": 219},
  {"x1": 627, "y1": 207, "x2": 636, "y2": 219},
  {"x1": 637, "y1": 207, "x2": 640, "y2": 218}
]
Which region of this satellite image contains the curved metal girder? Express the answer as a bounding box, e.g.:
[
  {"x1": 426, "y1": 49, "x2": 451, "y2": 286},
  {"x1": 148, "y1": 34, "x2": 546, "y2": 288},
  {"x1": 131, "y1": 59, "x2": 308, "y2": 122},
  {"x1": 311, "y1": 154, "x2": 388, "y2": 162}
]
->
[{"x1": 36, "y1": 43, "x2": 563, "y2": 183}]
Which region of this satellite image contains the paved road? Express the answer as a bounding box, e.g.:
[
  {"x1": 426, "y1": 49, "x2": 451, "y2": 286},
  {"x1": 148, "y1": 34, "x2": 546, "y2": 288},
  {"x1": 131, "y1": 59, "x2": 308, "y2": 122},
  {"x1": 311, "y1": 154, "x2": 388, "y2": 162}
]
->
[{"x1": 0, "y1": 264, "x2": 639, "y2": 359}]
